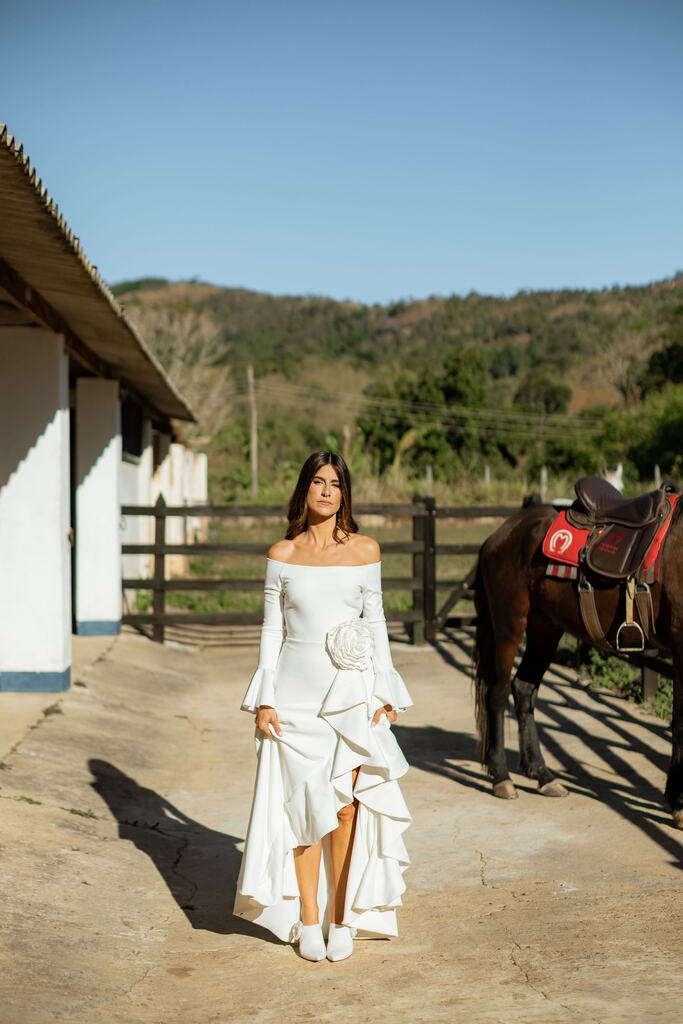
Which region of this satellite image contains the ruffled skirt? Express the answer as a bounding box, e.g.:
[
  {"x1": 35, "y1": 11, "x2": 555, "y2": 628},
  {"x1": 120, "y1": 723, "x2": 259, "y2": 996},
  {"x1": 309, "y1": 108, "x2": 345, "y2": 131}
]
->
[{"x1": 233, "y1": 638, "x2": 411, "y2": 941}]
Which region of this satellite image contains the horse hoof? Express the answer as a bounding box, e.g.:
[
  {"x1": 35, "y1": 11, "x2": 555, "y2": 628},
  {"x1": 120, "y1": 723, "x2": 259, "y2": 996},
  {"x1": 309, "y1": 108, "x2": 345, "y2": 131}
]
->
[
  {"x1": 538, "y1": 780, "x2": 569, "y2": 798},
  {"x1": 493, "y1": 780, "x2": 518, "y2": 800},
  {"x1": 672, "y1": 810, "x2": 683, "y2": 831}
]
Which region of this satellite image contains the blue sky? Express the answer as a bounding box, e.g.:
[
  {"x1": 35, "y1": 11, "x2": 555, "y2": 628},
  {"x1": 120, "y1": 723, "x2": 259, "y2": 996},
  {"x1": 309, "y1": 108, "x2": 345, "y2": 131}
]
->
[{"x1": 3, "y1": 0, "x2": 682, "y2": 304}]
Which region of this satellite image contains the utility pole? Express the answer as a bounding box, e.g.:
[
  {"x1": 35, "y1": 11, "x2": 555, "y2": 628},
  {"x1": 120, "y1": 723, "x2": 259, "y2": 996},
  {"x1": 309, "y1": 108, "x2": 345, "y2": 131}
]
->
[{"x1": 247, "y1": 364, "x2": 258, "y2": 497}]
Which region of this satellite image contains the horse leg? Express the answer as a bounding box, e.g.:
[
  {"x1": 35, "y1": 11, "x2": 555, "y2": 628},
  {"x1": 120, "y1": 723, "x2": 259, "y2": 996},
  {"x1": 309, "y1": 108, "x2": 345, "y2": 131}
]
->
[
  {"x1": 665, "y1": 643, "x2": 683, "y2": 829},
  {"x1": 487, "y1": 626, "x2": 527, "y2": 800},
  {"x1": 511, "y1": 608, "x2": 567, "y2": 797}
]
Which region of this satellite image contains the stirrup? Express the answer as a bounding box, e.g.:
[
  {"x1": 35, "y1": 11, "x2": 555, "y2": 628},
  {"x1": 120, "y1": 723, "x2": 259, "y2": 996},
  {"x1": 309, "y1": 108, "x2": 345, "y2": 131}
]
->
[{"x1": 615, "y1": 620, "x2": 645, "y2": 652}]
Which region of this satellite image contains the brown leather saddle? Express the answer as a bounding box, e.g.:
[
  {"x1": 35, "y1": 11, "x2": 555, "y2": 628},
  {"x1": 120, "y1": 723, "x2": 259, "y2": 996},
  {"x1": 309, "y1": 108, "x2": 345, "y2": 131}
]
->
[
  {"x1": 567, "y1": 477, "x2": 671, "y2": 579},
  {"x1": 568, "y1": 476, "x2": 679, "y2": 652}
]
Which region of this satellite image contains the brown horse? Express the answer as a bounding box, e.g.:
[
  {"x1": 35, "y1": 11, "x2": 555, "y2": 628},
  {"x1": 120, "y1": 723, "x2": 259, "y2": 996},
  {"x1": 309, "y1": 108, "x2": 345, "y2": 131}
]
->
[{"x1": 472, "y1": 496, "x2": 683, "y2": 828}]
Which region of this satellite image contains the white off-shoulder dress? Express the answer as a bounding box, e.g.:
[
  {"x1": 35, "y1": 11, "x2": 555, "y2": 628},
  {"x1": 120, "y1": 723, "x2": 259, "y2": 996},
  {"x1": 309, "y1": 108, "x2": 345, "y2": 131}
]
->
[{"x1": 233, "y1": 558, "x2": 413, "y2": 942}]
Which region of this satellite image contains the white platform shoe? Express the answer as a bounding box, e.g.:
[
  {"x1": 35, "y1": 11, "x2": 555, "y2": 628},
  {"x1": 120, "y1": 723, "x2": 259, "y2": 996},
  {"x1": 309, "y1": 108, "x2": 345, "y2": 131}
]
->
[
  {"x1": 296, "y1": 923, "x2": 326, "y2": 962},
  {"x1": 326, "y1": 924, "x2": 354, "y2": 962}
]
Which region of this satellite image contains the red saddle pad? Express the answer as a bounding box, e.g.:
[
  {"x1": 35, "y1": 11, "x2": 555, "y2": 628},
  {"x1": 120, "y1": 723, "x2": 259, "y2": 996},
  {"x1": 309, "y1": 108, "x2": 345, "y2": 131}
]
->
[{"x1": 542, "y1": 511, "x2": 590, "y2": 566}]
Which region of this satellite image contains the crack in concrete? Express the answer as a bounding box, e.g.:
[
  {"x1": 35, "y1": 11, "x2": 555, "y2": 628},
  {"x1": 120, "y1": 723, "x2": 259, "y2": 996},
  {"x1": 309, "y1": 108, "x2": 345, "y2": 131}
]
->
[
  {"x1": 115, "y1": 818, "x2": 202, "y2": 909},
  {"x1": 70, "y1": 636, "x2": 119, "y2": 688},
  {"x1": 88, "y1": 637, "x2": 118, "y2": 670},
  {"x1": 173, "y1": 713, "x2": 211, "y2": 739},
  {"x1": 0, "y1": 792, "x2": 103, "y2": 821},
  {"x1": 476, "y1": 850, "x2": 517, "y2": 902},
  {"x1": 2, "y1": 695, "x2": 68, "y2": 763},
  {"x1": 508, "y1": 940, "x2": 603, "y2": 1023},
  {"x1": 171, "y1": 833, "x2": 199, "y2": 909},
  {"x1": 478, "y1": 849, "x2": 489, "y2": 887},
  {"x1": 509, "y1": 941, "x2": 550, "y2": 1001},
  {"x1": 126, "y1": 963, "x2": 153, "y2": 999}
]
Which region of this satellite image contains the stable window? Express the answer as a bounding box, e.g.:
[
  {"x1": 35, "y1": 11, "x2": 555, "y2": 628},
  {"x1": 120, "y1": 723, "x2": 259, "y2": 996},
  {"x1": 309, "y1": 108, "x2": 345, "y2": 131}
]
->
[{"x1": 121, "y1": 396, "x2": 143, "y2": 461}]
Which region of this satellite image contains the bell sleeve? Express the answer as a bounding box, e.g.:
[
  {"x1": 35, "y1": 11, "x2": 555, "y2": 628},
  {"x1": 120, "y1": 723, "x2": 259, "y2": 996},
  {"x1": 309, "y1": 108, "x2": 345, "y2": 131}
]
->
[
  {"x1": 241, "y1": 559, "x2": 284, "y2": 713},
  {"x1": 361, "y1": 561, "x2": 413, "y2": 712}
]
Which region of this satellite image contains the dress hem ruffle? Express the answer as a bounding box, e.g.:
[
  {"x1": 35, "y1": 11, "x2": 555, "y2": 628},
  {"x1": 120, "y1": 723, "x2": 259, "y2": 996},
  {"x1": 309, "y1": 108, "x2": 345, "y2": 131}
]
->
[{"x1": 234, "y1": 662, "x2": 411, "y2": 942}]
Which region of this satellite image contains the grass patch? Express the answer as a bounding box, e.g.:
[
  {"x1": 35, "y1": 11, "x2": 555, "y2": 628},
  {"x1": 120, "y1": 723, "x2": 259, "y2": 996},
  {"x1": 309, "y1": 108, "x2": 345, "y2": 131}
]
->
[
  {"x1": 61, "y1": 807, "x2": 98, "y2": 819},
  {"x1": 43, "y1": 703, "x2": 63, "y2": 717},
  {"x1": 653, "y1": 678, "x2": 674, "y2": 723},
  {"x1": 586, "y1": 649, "x2": 643, "y2": 701},
  {"x1": 15, "y1": 796, "x2": 42, "y2": 805},
  {"x1": 134, "y1": 591, "x2": 152, "y2": 612},
  {"x1": 585, "y1": 648, "x2": 673, "y2": 722}
]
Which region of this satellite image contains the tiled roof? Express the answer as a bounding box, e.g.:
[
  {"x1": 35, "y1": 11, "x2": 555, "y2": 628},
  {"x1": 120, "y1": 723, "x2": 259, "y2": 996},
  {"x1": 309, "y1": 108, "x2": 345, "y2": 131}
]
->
[{"x1": 0, "y1": 125, "x2": 194, "y2": 422}]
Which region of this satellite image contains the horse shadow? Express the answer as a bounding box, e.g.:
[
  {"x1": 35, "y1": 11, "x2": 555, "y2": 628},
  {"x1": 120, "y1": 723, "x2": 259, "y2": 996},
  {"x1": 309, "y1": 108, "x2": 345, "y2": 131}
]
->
[
  {"x1": 393, "y1": 723, "x2": 493, "y2": 797},
  {"x1": 87, "y1": 759, "x2": 284, "y2": 942},
  {"x1": 403, "y1": 633, "x2": 683, "y2": 870}
]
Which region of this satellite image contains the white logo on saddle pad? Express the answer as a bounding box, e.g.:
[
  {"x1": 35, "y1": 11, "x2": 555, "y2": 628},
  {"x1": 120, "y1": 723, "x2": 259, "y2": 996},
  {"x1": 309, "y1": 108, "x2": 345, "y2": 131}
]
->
[{"x1": 549, "y1": 529, "x2": 573, "y2": 555}]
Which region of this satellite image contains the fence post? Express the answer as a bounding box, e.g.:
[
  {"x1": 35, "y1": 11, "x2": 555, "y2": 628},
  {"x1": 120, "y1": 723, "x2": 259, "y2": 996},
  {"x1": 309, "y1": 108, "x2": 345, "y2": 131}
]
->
[
  {"x1": 423, "y1": 496, "x2": 437, "y2": 641},
  {"x1": 411, "y1": 495, "x2": 437, "y2": 644},
  {"x1": 153, "y1": 494, "x2": 166, "y2": 644},
  {"x1": 411, "y1": 497, "x2": 426, "y2": 645}
]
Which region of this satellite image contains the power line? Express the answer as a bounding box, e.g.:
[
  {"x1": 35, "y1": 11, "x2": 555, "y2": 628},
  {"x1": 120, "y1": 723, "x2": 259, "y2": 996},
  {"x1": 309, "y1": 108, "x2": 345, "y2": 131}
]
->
[
  {"x1": 247, "y1": 379, "x2": 603, "y2": 442},
  {"x1": 252, "y1": 378, "x2": 603, "y2": 426},
  {"x1": 207, "y1": 376, "x2": 605, "y2": 443}
]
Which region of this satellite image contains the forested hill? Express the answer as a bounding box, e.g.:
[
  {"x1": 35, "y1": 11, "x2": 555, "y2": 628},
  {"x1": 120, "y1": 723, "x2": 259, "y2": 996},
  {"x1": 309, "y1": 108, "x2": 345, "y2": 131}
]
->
[{"x1": 112, "y1": 276, "x2": 683, "y2": 502}]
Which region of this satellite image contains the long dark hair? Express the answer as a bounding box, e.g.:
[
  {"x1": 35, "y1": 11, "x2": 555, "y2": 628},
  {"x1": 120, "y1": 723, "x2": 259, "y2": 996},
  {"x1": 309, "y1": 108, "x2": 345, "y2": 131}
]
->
[{"x1": 285, "y1": 451, "x2": 358, "y2": 543}]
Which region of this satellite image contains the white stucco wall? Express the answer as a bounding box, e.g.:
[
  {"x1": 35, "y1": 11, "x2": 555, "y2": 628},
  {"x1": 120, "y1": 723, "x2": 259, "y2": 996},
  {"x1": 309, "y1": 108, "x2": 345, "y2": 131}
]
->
[
  {"x1": 151, "y1": 431, "x2": 172, "y2": 504},
  {"x1": 150, "y1": 438, "x2": 209, "y2": 574},
  {"x1": 120, "y1": 414, "x2": 153, "y2": 581},
  {"x1": 0, "y1": 328, "x2": 71, "y2": 690},
  {"x1": 187, "y1": 452, "x2": 209, "y2": 540},
  {"x1": 196, "y1": 453, "x2": 208, "y2": 501},
  {"x1": 75, "y1": 378, "x2": 122, "y2": 634},
  {"x1": 166, "y1": 442, "x2": 188, "y2": 574}
]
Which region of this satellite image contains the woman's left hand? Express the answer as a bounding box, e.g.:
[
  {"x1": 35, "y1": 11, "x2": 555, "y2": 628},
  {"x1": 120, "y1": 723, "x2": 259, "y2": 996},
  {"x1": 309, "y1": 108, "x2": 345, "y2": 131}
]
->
[{"x1": 372, "y1": 704, "x2": 398, "y2": 727}]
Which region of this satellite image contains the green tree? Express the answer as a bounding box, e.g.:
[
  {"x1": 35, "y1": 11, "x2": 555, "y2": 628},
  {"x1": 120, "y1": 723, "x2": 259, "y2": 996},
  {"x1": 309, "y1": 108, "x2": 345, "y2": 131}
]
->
[
  {"x1": 514, "y1": 371, "x2": 571, "y2": 414},
  {"x1": 639, "y1": 340, "x2": 683, "y2": 395},
  {"x1": 441, "y1": 345, "x2": 488, "y2": 408},
  {"x1": 626, "y1": 384, "x2": 683, "y2": 478}
]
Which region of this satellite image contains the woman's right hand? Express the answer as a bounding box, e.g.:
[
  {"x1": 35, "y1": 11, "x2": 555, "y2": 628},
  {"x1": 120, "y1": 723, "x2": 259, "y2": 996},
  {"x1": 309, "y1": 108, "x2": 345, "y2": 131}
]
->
[{"x1": 256, "y1": 705, "x2": 282, "y2": 737}]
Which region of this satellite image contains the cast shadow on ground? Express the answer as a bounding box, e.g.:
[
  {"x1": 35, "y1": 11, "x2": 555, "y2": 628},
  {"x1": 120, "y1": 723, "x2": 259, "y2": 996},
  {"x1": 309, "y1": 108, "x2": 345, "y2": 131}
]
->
[
  {"x1": 88, "y1": 759, "x2": 284, "y2": 943},
  {"x1": 403, "y1": 631, "x2": 682, "y2": 869}
]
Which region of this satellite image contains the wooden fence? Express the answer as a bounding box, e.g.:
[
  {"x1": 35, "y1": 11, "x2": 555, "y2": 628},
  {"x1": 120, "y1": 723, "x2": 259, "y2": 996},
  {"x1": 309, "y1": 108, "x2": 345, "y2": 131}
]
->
[
  {"x1": 120, "y1": 495, "x2": 672, "y2": 701},
  {"x1": 120, "y1": 494, "x2": 506, "y2": 642}
]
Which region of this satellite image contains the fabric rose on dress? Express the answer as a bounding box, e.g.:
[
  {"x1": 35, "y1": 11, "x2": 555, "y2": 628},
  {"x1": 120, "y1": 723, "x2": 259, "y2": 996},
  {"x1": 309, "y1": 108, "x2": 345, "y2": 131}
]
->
[{"x1": 325, "y1": 618, "x2": 373, "y2": 670}]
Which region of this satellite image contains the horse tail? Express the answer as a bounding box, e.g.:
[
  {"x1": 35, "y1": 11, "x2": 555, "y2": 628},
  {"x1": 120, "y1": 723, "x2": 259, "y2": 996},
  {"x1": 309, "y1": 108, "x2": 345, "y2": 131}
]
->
[{"x1": 472, "y1": 551, "x2": 495, "y2": 767}]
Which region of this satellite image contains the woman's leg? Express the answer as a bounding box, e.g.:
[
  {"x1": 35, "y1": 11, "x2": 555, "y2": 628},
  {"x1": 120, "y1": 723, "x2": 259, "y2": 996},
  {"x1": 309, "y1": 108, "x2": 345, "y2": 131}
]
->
[
  {"x1": 330, "y1": 768, "x2": 360, "y2": 924},
  {"x1": 294, "y1": 769, "x2": 359, "y2": 927},
  {"x1": 329, "y1": 802, "x2": 358, "y2": 923},
  {"x1": 293, "y1": 840, "x2": 322, "y2": 924}
]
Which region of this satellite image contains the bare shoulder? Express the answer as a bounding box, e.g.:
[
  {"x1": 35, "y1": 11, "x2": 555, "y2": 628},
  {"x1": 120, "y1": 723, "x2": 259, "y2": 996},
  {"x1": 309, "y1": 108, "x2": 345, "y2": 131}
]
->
[
  {"x1": 349, "y1": 533, "x2": 381, "y2": 564},
  {"x1": 267, "y1": 539, "x2": 296, "y2": 562}
]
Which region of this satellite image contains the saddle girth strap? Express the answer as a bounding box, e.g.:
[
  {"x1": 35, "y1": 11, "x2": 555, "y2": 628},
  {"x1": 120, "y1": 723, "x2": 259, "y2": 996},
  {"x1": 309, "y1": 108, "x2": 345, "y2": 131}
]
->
[
  {"x1": 577, "y1": 572, "x2": 607, "y2": 649},
  {"x1": 634, "y1": 580, "x2": 659, "y2": 648},
  {"x1": 577, "y1": 571, "x2": 659, "y2": 653}
]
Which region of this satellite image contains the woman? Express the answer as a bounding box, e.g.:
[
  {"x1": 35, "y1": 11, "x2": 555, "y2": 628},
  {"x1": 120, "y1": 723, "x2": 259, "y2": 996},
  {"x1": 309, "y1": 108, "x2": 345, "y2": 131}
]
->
[{"x1": 234, "y1": 451, "x2": 412, "y2": 962}]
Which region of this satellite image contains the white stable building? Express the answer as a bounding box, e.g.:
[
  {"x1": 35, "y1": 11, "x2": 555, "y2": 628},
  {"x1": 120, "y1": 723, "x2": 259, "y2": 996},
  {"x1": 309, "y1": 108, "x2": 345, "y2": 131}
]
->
[{"x1": 0, "y1": 126, "x2": 202, "y2": 692}]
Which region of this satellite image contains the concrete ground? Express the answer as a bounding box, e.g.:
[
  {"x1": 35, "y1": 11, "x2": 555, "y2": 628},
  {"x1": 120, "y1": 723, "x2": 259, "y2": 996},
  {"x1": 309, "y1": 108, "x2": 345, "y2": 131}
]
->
[{"x1": 0, "y1": 629, "x2": 680, "y2": 1024}]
